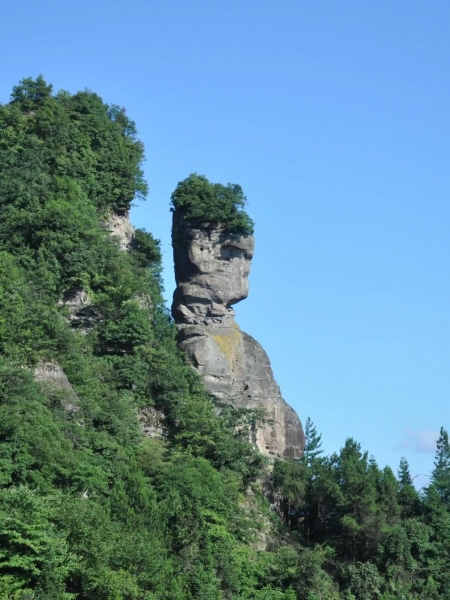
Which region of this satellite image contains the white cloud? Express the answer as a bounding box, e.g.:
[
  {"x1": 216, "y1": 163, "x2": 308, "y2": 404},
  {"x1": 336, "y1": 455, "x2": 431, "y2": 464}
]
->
[{"x1": 401, "y1": 429, "x2": 439, "y2": 454}]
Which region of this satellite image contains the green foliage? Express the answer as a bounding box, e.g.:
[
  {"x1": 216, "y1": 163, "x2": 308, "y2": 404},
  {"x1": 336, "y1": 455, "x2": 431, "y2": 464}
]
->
[
  {"x1": 302, "y1": 417, "x2": 324, "y2": 467},
  {"x1": 0, "y1": 486, "x2": 75, "y2": 599},
  {"x1": 0, "y1": 76, "x2": 147, "y2": 223},
  {"x1": 338, "y1": 561, "x2": 382, "y2": 600},
  {"x1": 0, "y1": 252, "x2": 68, "y2": 364},
  {"x1": 0, "y1": 77, "x2": 147, "y2": 299},
  {"x1": 431, "y1": 427, "x2": 450, "y2": 506},
  {"x1": 170, "y1": 173, "x2": 254, "y2": 235},
  {"x1": 1, "y1": 76, "x2": 450, "y2": 599},
  {"x1": 397, "y1": 458, "x2": 420, "y2": 518},
  {"x1": 273, "y1": 428, "x2": 450, "y2": 599},
  {"x1": 11, "y1": 75, "x2": 53, "y2": 111},
  {"x1": 130, "y1": 228, "x2": 162, "y2": 273}
]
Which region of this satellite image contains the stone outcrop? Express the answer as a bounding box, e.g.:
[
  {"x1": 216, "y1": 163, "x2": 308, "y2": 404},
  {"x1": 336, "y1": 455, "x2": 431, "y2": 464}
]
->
[
  {"x1": 100, "y1": 209, "x2": 135, "y2": 250},
  {"x1": 34, "y1": 362, "x2": 80, "y2": 416},
  {"x1": 137, "y1": 406, "x2": 167, "y2": 439},
  {"x1": 171, "y1": 212, "x2": 304, "y2": 459},
  {"x1": 59, "y1": 289, "x2": 101, "y2": 332}
]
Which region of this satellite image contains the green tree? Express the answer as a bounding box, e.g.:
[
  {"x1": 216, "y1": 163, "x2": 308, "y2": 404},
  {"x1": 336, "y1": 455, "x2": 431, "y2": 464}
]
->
[
  {"x1": 272, "y1": 460, "x2": 307, "y2": 528},
  {"x1": 171, "y1": 173, "x2": 254, "y2": 236},
  {"x1": 10, "y1": 75, "x2": 53, "y2": 111},
  {"x1": 0, "y1": 486, "x2": 75, "y2": 599},
  {"x1": 302, "y1": 417, "x2": 323, "y2": 467},
  {"x1": 340, "y1": 561, "x2": 382, "y2": 600},
  {"x1": 419, "y1": 429, "x2": 450, "y2": 596},
  {"x1": 397, "y1": 457, "x2": 420, "y2": 518},
  {"x1": 334, "y1": 440, "x2": 382, "y2": 561},
  {"x1": 377, "y1": 466, "x2": 401, "y2": 525},
  {"x1": 431, "y1": 427, "x2": 450, "y2": 506}
]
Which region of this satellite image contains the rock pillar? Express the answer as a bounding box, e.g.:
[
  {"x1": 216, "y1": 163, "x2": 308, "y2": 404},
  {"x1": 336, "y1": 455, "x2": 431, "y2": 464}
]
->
[{"x1": 171, "y1": 212, "x2": 304, "y2": 459}]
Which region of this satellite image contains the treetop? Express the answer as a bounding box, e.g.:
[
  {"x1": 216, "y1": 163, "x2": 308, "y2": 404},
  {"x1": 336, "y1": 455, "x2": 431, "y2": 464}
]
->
[{"x1": 170, "y1": 173, "x2": 254, "y2": 236}]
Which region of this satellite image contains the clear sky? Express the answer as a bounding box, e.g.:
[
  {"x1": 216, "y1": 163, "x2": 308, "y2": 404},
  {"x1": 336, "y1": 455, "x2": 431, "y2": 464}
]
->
[{"x1": 2, "y1": 0, "x2": 449, "y2": 486}]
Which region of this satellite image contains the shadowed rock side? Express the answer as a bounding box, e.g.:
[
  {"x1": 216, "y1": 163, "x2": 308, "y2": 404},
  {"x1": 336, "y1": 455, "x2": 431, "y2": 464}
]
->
[{"x1": 172, "y1": 212, "x2": 304, "y2": 458}]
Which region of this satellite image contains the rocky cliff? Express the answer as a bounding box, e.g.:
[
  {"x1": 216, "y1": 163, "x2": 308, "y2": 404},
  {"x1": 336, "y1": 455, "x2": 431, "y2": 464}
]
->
[{"x1": 171, "y1": 211, "x2": 304, "y2": 459}]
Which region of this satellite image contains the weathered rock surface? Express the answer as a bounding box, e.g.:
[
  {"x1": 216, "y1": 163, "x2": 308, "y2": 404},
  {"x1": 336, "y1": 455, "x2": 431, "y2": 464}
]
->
[
  {"x1": 100, "y1": 209, "x2": 135, "y2": 250},
  {"x1": 137, "y1": 406, "x2": 167, "y2": 439},
  {"x1": 172, "y1": 213, "x2": 304, "y2": 459},
  {"x1": 172, "y1": 217, "x2": 254, "y2": 322},
  {"x1": 59, "y1": 289, "x2": 101, "y2": 332},
  {"x1": 34, "y1": 362, "x2": 80, "y2": 416}
]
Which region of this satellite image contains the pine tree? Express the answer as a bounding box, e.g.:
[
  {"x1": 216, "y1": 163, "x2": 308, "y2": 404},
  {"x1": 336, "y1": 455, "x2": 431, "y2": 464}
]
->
[
  {"x1": 431, "y1": 427, "x2": 450, "y2": 506},
  {"x1": 422, "y1": 429, "x2": 450, "y2": 595},
  {"x1": 10, "y1": 75, "x2": 53, "y2": 111},
  {"x1": 397, "y1": 457, "x2": 420, "y2": 517},
  {"x1": 302, "y1": 417, "x2": 324, "y2": 467},
  {"x1": 398, "y1": 457, "x2": 413, "y2": 488}
]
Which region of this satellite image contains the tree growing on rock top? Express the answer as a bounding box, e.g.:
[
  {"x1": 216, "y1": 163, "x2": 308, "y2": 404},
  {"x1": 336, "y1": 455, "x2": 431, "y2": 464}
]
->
[{"x1": 170, "y1": 173, "x2": 254, "y2": 235}]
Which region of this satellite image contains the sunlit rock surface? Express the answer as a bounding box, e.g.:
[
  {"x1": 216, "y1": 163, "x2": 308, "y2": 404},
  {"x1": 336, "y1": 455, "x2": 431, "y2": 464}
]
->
[
  {"x1": 172, "y1": 212, "x2": 304, "y2": 458},
  {"x1": 100, "y1": 209, "x2": 135, "y2": 251},
  {"x1": 34, "y1": 362, "x2": 80, "y2": 416}
]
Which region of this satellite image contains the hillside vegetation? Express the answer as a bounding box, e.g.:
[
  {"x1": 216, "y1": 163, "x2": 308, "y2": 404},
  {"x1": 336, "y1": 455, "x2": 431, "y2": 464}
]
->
[{"x1": 0, "y1": 78, "x2": 449, "y2": 600}]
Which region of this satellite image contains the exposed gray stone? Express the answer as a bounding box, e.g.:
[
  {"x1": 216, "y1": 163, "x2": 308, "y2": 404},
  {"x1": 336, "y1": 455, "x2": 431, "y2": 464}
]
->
[
  {"x1": 137, "y1": 406, "x2": 167, "y2": 439},
  {"x1": 172, "y1": 212, "x2": 254, "y2": 322},
  {"x1": 59, "y1": 289, "x2": 101, "y2": 331},
  {"x1": 171, "y1": 213, "x2": 304, "y2": 459},
  {"x1": 34, "y1": 362, "x2": 80, "y2": 416},
  {"x1": 100, "y1": 209, "x2": 135, "y2": 251}
]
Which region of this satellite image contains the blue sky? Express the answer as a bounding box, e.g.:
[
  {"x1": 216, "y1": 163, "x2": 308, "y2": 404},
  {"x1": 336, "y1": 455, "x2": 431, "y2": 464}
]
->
[{"x1": 2, "y1": 0, "x2": 449, "y2": 486}]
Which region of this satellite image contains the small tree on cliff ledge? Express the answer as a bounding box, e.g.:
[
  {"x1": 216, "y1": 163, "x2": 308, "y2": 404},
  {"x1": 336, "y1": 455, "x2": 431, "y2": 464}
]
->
[{"x1": 170, "y1": 173, "x2": 254, "y2": 235}]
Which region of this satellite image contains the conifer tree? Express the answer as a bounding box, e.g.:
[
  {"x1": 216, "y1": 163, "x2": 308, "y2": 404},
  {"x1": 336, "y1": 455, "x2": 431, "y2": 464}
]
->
[
  {"x1": 397, "y1": 457, "x2": 420, "y2": 517},
  {"x1": 398, "y1": 457, "x2": 413, "y2": 488},
  {"x1": 10, "y1": 75, "x2": 53, "y2": 110},
  {"x1": 302, "y1": 417, "x2": 323, "y2": 467},
  {"x1": 431, "y1": 427, "x2": 450, "y2": 506},
  {"x1": 422, "y1": 430, "x2": 450, "y2": 595}
]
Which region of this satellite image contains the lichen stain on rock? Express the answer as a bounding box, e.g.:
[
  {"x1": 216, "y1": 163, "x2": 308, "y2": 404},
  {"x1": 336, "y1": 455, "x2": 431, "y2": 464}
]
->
[{"x1": 211, "y1": 329, "x2": 241, "y2": 364}]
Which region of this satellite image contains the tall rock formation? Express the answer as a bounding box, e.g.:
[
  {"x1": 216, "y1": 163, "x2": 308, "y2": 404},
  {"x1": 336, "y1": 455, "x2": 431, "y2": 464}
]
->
[{"x1": 172, "y1": 211, "x2": 304, "y2": 459}]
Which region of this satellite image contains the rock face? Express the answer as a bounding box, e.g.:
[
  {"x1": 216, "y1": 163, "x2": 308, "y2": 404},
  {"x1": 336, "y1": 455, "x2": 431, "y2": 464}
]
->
[
  {"x1": 34, "y1": 362, "x2": 80, "y2": 416},
  {"x1": 137, "y1": 406, "x2": 167, "y2": 439},
  {"x1": 172, "y1": 212, "x2": 304, "y2": 459},
  {"x1": 100, "y1": 209, "x2": 135, "y2": 250},
  {"x1": 59, "y1": 289, "x2": 101, "y2": 332}
]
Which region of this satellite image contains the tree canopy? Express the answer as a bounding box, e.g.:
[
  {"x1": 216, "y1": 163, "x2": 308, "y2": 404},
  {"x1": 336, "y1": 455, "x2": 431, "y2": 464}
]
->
[{"x1": 170, "y1": 173, "x2": 254, "y2": 236}]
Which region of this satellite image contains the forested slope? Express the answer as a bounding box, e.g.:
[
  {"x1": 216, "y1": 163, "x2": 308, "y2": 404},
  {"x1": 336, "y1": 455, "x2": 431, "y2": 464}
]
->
[{"x1": 0, "y1": 78, "x2": 449, "y2": 600}]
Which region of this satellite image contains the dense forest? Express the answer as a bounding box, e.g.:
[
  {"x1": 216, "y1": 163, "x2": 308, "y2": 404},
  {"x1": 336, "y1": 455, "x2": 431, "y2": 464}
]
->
[{"x1": 0, "y1": 77, "x2": 449, "y2": 599}]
